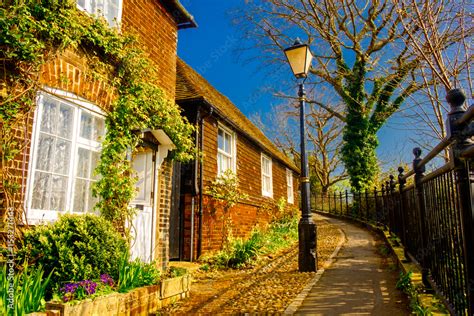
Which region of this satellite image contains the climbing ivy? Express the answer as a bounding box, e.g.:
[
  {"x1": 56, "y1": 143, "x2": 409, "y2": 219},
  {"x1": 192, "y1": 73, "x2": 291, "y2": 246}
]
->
[{"x1": 0, "y1": 0, "x2": 194, "y2": 231}]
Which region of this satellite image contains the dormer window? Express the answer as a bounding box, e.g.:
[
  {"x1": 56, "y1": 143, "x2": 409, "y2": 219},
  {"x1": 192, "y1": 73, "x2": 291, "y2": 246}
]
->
[{"x1": 77, "y1": 0, "x2": 122, "y2": 28}]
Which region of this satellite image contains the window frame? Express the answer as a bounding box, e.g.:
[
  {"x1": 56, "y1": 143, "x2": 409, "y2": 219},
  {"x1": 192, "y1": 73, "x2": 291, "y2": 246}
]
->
[
  {"x1": 217, "y1": 124, "x2": 237, "y2": 176},
  {"x1": 286, "y1": 168, "x2": 294, "y2": 204},
  {"x1": 76, "y1": 0, "x2": 123, "y2": 29},
  {"x1": 26, "y1": 88, "x2": 105, "y2": 223},
  {"x1": 261, "y1": 153, "x2": 273, "y2": 198}
]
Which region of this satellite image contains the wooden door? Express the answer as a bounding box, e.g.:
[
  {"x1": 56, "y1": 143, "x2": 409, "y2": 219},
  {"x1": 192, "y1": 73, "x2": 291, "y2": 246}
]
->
[{"x1": 130, "y1": 150, "x2": 155, "y2": 263}]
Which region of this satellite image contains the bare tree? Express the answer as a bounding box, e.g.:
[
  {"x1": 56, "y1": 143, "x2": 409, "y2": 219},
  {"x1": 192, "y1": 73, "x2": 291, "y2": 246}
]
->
[
  {"x1": 235, "y1": 0, "x2": 471, "y2": 190},
  {"x1": 396, "y1": 0, "x2": 473, "y2": 159},
  {"x1": 262, "y1": 97, "x2": 347, "y2": 196}
]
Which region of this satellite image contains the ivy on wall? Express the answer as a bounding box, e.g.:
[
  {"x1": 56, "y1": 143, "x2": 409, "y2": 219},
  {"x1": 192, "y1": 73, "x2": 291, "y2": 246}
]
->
[{"x1": 0, "y1": 0, "x2": 195, "y2": 232}]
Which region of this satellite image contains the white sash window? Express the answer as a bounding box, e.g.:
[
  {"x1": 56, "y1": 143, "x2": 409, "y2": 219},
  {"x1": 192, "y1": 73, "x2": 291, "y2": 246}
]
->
[
  {"x1": 261, "y1": 154, "x2": 273, "y2": 198},
  {"x1": 27, "y1": 90, "x2": 105, "y2": 222},
  {"x1": 217, "y1": 125, "x2": 236, "y2": 176},
  {"x1": 77, "y1": 0, "x2": 122, "y2": 28},
  {"x1": 286, "y1": 168, "x2": 294, "y2": 204}
]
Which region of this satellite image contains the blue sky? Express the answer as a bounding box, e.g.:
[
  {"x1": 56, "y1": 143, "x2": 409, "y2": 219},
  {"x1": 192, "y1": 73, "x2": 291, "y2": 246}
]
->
[{"x1": 177, "y1": 1, "x2": 415, "y2": 170}]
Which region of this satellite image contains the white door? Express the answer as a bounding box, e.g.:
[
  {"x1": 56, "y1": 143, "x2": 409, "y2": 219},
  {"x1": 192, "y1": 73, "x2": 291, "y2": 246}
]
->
[{"x1": 130, "y1": 150, "x2": 155, "y2": 262}]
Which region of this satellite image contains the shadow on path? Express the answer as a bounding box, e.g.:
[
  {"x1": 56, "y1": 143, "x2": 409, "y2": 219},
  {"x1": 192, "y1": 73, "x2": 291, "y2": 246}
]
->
[{"x1": 297, "y1": 216, "x2": 411, "y2": 315}]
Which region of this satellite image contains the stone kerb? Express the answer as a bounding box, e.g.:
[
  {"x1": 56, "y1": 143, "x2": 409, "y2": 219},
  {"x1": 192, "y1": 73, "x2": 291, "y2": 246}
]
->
[{"x1": 38, "y1": 274, "x2": 191, "y2": 316}]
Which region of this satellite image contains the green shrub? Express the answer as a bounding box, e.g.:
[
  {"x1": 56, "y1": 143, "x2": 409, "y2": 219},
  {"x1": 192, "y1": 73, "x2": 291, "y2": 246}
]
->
[
  {"x1": 0, "y1": 263, "x2": 52, "y2": 316},
  {"x1": 17, "y1": 214, "x2": 128, "y2": 293},
  {"x1": 201, "y1": 215, "x2": 299, "y2": 269},
  {"x1": 117, "y1": 253, "x2": 160, "y2": 293},
  {"x1": 167, "y1": 266, "x2": 187, "y2": 278},
  {"x1": 228, "y1": 232, "x2": 263, "y2": 268}
]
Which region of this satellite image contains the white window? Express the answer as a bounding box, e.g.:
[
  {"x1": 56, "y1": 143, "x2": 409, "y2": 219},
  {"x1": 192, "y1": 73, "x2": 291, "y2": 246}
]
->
[
  {"x1": 286, "y1": 169, "x2": 294, "y2": 204},
  {"x1": 217, "y1": 125, "x2": 236, "y2": 176},
  {"x1": 26, "y1": 91, "x2": 105, "y2": 222},
  {"x1": 261, "y1": 154, "x2": 273, "y2": 197},
  {"x1": 77, "y1": 0, "x2": 122, "y2": 28}
]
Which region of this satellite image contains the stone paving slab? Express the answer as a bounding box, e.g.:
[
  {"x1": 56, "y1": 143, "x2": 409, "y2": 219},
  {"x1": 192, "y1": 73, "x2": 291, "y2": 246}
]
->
[{"x1": 296, "y1": 216, "x2": 410, "y2": 315}]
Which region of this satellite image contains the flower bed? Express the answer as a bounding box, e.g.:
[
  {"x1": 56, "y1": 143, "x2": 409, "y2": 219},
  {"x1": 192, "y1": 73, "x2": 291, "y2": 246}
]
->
[{"x1": 43, "y1": 274, "x2": 191, "y2": 316}]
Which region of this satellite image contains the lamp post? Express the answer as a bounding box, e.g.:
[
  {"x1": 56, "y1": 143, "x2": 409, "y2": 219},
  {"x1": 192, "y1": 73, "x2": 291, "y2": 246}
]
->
[{"x1": 284, "y1": 38, "x2": 317, "y2": 272}]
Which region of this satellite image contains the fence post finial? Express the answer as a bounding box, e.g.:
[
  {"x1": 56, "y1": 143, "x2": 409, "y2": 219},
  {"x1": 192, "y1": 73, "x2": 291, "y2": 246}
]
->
[
  {"x1": 389, "y1": 175, "x2": 395, "y2": 191},
  {"x1": 446, "y1": 88, "x2": 466, "y2": 113},
  {"x1": 397, "y1": 167, "x2": 406, "y2": 188},
  {"x1": 413, "y1": 147, "x2": 425, "y2": 176}
]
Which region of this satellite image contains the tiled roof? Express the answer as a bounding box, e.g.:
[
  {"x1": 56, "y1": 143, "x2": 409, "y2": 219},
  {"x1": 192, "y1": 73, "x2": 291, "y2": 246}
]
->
[{"x1": 176, "y1": 58, "x2": 299, "y2": 173}]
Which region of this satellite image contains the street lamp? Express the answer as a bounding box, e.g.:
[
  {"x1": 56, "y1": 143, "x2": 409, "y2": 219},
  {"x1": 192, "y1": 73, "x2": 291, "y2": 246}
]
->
[{"x1": 284, "y1": 38, "x2": 317, "y2": 272}]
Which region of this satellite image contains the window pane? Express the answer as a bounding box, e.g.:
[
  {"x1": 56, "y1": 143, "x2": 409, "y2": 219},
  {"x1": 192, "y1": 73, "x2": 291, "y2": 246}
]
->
[
  {"x1": 32, "y1": 172, "x2": 51, "y2": 210},
  {"x1": 224, "y1": 133, "x2": 231, "y2": 154},
  {"x1": 91, "y1": 151, "x2": 100, "y2": 179},
  {"x1": 88, "y1": 184, "x2": 98, "y2": 211},
  {"x1": 224, "y1": 156, "x2": 231, "y2": 171},
  {"x1": 73, "y1": 179, "x2": 87, "y2": 212},
  {"x1": 93, "y1": 116, "x2": 105, "y2": 142},
  {"x1": 262, "y1": 158, "x2": 270, "y2": 174},
  {"x1": 58, "y1": 103, "x2": 74, "y2": 139},
  {"x1": 263, "y1": 176, "x2": 271, "y2": 193},
  {"x1": 80, "y1": 112, "x2": 93, "y2": 140},
  {"x1": 36, "y1": 134, "x2": 54, "y2": 172},
  {"x1": 40, "y1": 98, "x2": 57, "y2": 134},
  {"x1": 51, "y1": 175, "x2": 68, "y2": 211},
  {"x1": 77, "y1": 0, "x2": 86, "y2": 8},
  {"x1": 76, "y1": 148, "x2": 90, "y2": 178},
  {"x1": 106, "y1": 0, "x2": 118, "y2": 25},
  {"x1": 54, "y1": 139, "x2": 71, "y2": 175},
  {"x1": 218, "y1": 129, "x2": 224, "y2": 151}
]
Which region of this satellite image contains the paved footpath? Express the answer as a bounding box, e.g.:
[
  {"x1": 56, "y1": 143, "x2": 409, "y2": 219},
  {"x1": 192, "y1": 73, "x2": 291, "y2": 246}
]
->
[{"x1": 296, "y1": 216, "x2": 411, "y2": 315}]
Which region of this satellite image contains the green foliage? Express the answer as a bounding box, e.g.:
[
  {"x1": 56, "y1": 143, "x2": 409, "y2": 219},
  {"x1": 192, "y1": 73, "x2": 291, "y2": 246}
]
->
[
  {"x1": 206, "y1": 170, "x2": 249, "y2": 248},
  {"x1": 0, "y1": 263, "x2": 52, "y2": 315},
  {"x1": 117, "y1": 253, "x2": 161, "y2": 293},
  {"x1": 201, "y1": 215, "x2": 299, "y2": 269},
  {"x1": 396, "y1": 271, "x2": 435, "y2": 315},
  {"x1": 16, "y1": 214, "x2": 128, "y2": 293},
  {"x1": 166, "y1": 266, "x2": 187, "y2": 278},
  {"x1": 1, "y1": 0, "x2": 195, "y2": 229},
  {"x1": 206, "y1": 170, "x2": 249, "y2": 209},
  {"x1": 341, "y1": 109, "x2": 379, "y2": 191},
  {"x1": 396, "y1": 271, "x2": 413, "y2": 293}
]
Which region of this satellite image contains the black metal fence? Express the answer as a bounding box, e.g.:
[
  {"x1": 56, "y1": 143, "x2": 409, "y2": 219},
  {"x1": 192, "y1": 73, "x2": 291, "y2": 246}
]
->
[{"x1": 311, "y1": 89, "x2": 473, "y2": 316}]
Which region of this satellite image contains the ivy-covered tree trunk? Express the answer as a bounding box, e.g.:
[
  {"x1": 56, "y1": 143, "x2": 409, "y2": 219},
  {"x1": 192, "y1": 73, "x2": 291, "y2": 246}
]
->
[{"x1": 342, "y1": 108, "x2": 379, "y2": 192}]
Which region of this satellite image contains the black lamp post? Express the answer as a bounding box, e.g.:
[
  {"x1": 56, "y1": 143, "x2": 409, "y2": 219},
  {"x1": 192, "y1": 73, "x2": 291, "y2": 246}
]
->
[{"x1": 284, "y1": 38, "x2": 317, "y2": 272}]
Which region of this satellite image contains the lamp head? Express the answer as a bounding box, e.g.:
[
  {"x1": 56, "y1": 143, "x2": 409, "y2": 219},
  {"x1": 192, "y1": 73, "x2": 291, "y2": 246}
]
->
[{"x1": 284, "y1": 38, "x2": 313, "y2": 78}]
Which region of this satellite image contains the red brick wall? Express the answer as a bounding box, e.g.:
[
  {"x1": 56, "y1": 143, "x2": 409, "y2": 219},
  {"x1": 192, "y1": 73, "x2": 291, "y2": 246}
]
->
[
  {"x1": 154, "y1": 159, "x2": 173, "y2": 269},
  {"x1": 122, "y1": 0, "x2": 178, "y2": 98},
  {"x1": 3, "y1": 1, "x2": 182, "y2": 270},
  {"x1": 1, "y1": 50, "x2": 115, "y2": 225},
  {"x1": 182, "y1": 116, "x2": 300, "y2": 260},
  {"x1": 201, "y1": 117, "x2": 299, "y2": 208}
]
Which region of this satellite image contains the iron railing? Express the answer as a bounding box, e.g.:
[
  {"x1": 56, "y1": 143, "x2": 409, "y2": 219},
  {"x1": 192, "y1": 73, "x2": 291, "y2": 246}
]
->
[{"x1": 311, "y1": 89, "x2": 473, "y2": 316}]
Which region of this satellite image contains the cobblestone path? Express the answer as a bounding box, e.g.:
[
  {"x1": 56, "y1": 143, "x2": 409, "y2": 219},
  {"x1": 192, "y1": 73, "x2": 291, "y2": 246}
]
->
[{"x1": 158, "y1": 215, "x2": 342, "y2": 314}]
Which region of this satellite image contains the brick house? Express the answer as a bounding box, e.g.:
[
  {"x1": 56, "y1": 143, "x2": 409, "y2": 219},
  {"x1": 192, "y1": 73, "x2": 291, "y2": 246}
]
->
[
  {"x1": 169, "y1": 58, "x2": 300, "y2": 261},
  {"x1": 4, "y1": 0, "x2": 196, "y2": 270}
]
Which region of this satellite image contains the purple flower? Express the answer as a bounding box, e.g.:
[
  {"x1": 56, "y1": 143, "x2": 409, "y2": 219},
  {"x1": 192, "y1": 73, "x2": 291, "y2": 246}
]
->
[
  {"x1": 79, "y1": 280, "x2": 98, "y2": 295},
  {"x1": 60, "y1": 283, "x2": 79, "y2": 294},
  {"x1": 100, "y1": 274, "x2": 114, "y2": 287}
]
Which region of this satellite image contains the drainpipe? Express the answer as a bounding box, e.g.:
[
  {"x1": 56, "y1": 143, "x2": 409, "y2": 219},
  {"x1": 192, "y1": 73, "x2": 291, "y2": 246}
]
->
[{"x1": 197, "y1": 106, "x2": 213, "y2": 259}]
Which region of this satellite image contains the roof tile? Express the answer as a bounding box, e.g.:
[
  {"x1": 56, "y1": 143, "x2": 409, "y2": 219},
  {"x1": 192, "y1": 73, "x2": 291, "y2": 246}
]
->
[{"x1": 176, "y1": 58, "x2": 299, "y2": 172}]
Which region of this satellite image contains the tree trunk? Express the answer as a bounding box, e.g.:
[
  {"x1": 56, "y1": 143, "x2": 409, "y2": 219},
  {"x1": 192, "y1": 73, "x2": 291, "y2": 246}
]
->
[{"x1": 341, "y1": 109, "x2": 379, "y2": 191}]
